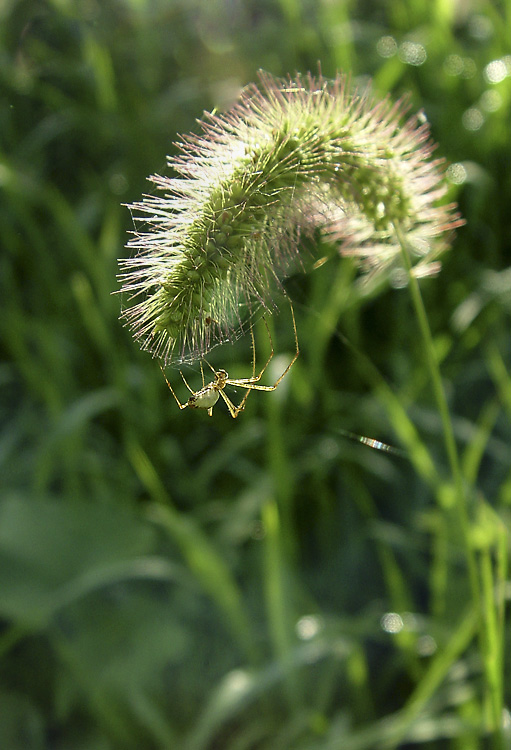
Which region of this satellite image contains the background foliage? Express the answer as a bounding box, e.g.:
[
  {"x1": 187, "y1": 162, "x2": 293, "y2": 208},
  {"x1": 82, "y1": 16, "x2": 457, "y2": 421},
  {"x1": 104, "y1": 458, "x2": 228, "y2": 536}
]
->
[{"x1": 1, "y1": 0, "x2": 510, "y2": 748}]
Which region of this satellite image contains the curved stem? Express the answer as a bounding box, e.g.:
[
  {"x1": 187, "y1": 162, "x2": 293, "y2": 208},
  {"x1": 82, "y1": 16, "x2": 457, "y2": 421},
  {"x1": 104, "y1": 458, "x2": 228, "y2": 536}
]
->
[{"x1": 393, "y1": 221, "x2": 481, "y2": 613}]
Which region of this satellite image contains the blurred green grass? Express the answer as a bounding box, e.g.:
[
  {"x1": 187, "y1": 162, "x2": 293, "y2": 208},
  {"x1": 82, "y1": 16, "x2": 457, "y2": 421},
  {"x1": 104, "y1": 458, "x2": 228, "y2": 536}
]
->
[{"x1": 1, "y1": 1, "x2": 510, "y2": 748}]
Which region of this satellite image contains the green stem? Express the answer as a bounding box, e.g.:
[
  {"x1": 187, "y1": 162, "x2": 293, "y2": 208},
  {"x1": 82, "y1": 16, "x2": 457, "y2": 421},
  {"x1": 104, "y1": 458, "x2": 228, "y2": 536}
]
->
[
  {"x1": 382, "y1": 605, "x2": 479, "y2": 750},
  {"x1": 393, "y1": 223, "x2": 461, "y2": 492},
  {"x1": 393, "y1": 222, "x2": 481, "y2": 633},
  {"x1": 392, "y1": 223, "x2": 511, "y2": 740},
  {"x1": 261, "y1": 499, "x2": 301, "y2": 710}
]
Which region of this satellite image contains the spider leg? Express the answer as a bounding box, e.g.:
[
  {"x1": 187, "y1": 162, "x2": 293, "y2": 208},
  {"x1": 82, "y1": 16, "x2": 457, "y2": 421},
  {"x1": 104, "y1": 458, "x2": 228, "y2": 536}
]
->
[
  {"x1": 222, "y1": 317, "x2": 274, "y2": 386},
  {"x1": 218, "y1": 387, "x2": 247, "y2": 418},
  {"x1": 234, "y1": 350, "x2": 298, "y2": 391},
  {"x1": 203, "y1": 358, "x2": 215, "y2": 375},
  {"x1": 230, "y1": 387, "x2": 252, "y2": 415},
  {"x1": 180, "y1": 370, "x2": 195, "y2": 394},
  {"x1": 228, "y1": 321, "x2": 258, "y2": 413},
  {"x1": 159, "y1": 364, "x2": 188, "y2": 410},
  {"x1": 250, "y1": 322, "x2": 257, "y2": 378},
  {"x1": 226, "y1": 300, "x2": 299, "y2": 392}
]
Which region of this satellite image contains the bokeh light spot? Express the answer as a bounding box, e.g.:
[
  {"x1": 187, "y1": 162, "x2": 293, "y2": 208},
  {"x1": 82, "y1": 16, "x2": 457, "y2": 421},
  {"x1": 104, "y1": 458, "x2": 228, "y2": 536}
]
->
[
  {"x1": 296, "y1": 615, "x2": 322, "y2": 640},
  {"x1": 484, "y1": 59, "x2": 508, "y2": 84},
  {"x1": 399, "y1": 41, "x2": 427, "y2": 66},
  {"x1": 462, "y1": 107, "x2": 484, "y2": 131},
  {"x1": 417, "y1": 634, "x2": 437, "y2": 656},
  {"x1": 446, "y1": 163, "x2": 467, "y2": 185},
  {"x1": 381, "y1": 612, "x2": 404, "y2": 633},
  {"x1": 480, "y1": 89, "x2": 502, "y2": 112},
  {"x1": 468, "y1": 14, "x2": 493, "y2": 41},
  {"x1": 377, "y1": 35, "x2": 397, "y2": 58},
  {"x1": 444, "y1": 54, "x2": 464, "y2": 76}
]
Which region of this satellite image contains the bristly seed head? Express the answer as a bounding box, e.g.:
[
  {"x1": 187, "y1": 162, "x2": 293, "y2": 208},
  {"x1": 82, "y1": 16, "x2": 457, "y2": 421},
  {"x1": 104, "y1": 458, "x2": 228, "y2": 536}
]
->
[{"x1": 118, "y1": 70, "x2": 463, "y2": 364}]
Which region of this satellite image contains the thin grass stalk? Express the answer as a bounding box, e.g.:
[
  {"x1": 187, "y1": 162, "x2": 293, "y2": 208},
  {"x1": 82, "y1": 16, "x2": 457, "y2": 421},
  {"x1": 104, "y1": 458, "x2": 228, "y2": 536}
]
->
[
  {"x1": 382, "y1": 605, "x2": 479, "y2": 750},
  {"x1": 261, "y1": 498, "x2": 303, "y2": 711},
  {"x1": 478, "y1": 504, "x2": 508, "y2": 743},
  {"x1": 393, "y1": 221, "x2": 493, "y2": 728}
]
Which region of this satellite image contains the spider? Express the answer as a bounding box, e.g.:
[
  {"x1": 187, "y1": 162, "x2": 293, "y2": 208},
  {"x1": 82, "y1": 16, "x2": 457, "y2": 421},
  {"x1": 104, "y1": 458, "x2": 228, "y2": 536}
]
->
[{"x1": 160, "y1": 302, "x2": 299, "y2": 418}]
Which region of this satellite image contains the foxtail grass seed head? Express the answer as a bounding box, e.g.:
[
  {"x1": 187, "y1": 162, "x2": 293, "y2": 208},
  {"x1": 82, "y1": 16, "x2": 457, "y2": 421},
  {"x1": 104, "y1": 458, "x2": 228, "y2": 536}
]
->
[{"x1": 119, "y1": 71, "x2": 462, "y2": 364}]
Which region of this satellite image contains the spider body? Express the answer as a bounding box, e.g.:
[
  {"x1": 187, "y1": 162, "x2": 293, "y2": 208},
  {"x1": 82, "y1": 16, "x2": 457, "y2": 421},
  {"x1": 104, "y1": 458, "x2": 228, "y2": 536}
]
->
[
  {"x1": 160, "y1": 303, "x2": 299, "y2": 418},
  {"x1": 186, "y1": 370, "x2": 228, "y2": 412}
]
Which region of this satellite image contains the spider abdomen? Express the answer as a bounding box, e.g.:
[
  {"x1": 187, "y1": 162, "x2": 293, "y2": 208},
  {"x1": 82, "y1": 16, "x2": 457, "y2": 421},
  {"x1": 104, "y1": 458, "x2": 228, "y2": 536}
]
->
[{"x1": 189, "y1": 386, "x2": 220, "y2": 410}]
